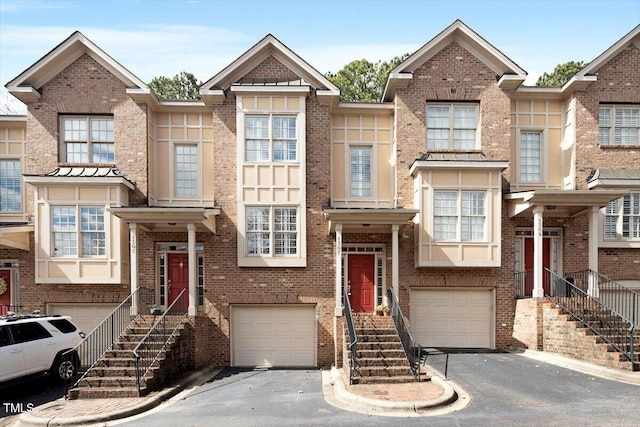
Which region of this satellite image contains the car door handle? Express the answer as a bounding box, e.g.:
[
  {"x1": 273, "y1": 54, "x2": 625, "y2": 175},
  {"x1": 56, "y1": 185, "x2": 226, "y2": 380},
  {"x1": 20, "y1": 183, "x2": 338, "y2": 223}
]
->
[{"x1": 10, "y1": 348, "x2": 22, "y2": 353}]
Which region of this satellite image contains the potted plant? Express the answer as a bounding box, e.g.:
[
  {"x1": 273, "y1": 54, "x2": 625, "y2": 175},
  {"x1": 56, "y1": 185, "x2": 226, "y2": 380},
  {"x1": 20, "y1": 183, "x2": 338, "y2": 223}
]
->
[
  {"x1": 149, "y1": 304, "x2": 162, "y2": 315},
  {"x1": 375, "y1": 304, "x2": 388, "y2": 316}
]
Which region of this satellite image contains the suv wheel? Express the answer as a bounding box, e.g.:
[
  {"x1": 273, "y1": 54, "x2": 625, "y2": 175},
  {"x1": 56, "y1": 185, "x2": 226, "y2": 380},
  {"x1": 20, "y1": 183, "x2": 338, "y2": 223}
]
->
[{"x1": 53, "y1": 353, "x2": 77, "y2": 384}]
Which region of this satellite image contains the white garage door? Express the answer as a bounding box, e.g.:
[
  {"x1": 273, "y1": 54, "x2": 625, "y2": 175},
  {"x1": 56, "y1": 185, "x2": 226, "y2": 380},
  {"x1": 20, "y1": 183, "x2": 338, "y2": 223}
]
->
[
  {"x1": 48, "y1": 303, "x2": 118, "y2": 335},
  {"x1": 231, "y1": 305, "x2": 316, "y2": 367},
  {"x1": 410, "y1": 289, "x2": 494, "y2": 349}
]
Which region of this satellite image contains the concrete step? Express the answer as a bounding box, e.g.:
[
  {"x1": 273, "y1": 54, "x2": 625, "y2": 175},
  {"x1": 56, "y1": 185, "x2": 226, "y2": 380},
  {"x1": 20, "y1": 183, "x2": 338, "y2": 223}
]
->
[{"x1": 355, "y1": 327, "x2": 397, "y2": 335}]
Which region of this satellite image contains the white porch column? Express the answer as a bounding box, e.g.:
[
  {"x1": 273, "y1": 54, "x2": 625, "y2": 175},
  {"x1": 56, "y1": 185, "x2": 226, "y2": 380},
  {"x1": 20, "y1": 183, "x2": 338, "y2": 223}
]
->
[
  {"x1": 129, "y1": 223, "x2": 138, "y2": 315},
  {"x1": 532, "y1": 206, "x2": 545, "y2": 298},
  {"x1": 391, "y1": 224, "x2": 399, "y2": 303},
  {"x1": 187, "y1": 223, "x2": 197, "y2": 316},
  {"x1": 588, "y1": 206, "x2": 600, "y2": 297},
  {"x1": 335, "y1": 224, "x2": 343, "y2": 316}
]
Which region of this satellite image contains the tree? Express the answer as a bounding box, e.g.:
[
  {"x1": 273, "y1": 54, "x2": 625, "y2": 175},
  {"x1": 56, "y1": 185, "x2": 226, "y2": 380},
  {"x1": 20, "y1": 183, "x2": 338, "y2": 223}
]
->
[
  {"x1": 149, "y1": 71, "x2": 201, "y2": 100},
  {"x1": 535, "y1": 61, "x2": 586, "y2": 87},
  {"x1": 326, "y1": 54, "x2": 410, "y2": 102}
]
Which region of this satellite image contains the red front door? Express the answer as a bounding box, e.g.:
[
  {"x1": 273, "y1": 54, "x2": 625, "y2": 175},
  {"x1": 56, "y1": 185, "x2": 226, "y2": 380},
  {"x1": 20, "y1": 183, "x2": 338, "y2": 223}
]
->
[
  {"x1": 168, "y1": 254, "x2": 189, "y2": 312},
  {"x1": 524, "y1": 238, "x2": 551, "y2": 296},
  {"x1": 348, "y1": 255, "x2": 375, "y2": 313},
  {"x1": 0, "y1": 270, "x2": 10, "y2": 315}
]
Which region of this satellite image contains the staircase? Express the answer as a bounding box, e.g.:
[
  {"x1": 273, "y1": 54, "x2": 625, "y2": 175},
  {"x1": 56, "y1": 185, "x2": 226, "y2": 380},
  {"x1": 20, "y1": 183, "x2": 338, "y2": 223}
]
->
[
  {"x1": 68, "y1": 314, "x2": 188, "y2": 399},
  {"x1": 350, "y1": 313, "x2": 416, "y2": 384},
  {"x1": 548, "y1": 300, "x2": 640, "y2": 371}
]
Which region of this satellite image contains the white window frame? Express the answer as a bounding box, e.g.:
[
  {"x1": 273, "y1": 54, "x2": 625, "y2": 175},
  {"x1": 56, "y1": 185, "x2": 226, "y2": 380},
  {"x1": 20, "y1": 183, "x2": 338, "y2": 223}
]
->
[
  {"x1": 174, "y1": 143, "x2": 199, "y2": 197},
  {"x1": 0, "y1": 159, "x2": 22, "y2": 212},
  {"x1": 245, "y1": 115, "x2": 297, "y2": 162},
  {"x1": 599, "y1": 105, "x2": 640, "y2": 146},
  {"x1": 246, "y1": 206, "x2": 299, "y2": 257},
  {"x1": 60, "y1": 116, "x2": 115, "y2": 164},
  {"x1": 426, "y1": 103, "x2": 479, "y2": 150},
  {"x1": 432, "y1": 190, "x2": 487, "y2": 242},
  {"x1": 51, "y1": 205, "x2": 106, "y2": 257},
  {"x1": 518, "y1": 130, "x2": 544, "y2": 183},
  {"x1": 603, "y1": 192, "x2": 640, "y2": 243},
  {"x1": 349, "y1": 146, "x2": 373, "y2": 198}
]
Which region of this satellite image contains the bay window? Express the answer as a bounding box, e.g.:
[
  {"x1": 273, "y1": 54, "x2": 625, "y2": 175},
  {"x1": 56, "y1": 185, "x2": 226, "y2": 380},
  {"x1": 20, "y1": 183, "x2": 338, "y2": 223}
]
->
[{"x1": 433, "y1": 190, "x2": 486, "y2": 241}]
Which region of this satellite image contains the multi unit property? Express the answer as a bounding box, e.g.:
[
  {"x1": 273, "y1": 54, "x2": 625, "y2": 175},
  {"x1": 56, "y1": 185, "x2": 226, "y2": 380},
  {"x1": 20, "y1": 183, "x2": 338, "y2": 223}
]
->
[{"x1": 2, "y1": 20, "x2": 639, "y2": 384}]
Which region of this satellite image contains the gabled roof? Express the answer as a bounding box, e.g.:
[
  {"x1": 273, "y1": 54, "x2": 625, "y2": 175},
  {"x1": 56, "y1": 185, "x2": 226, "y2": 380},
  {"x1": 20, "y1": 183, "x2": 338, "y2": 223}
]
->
[
  {"x1": 199, "y1": 34, "x2": 339, "y2": 105},
  {"x1": 5, "y1": 31, "x2": 150, "y2": 103},
  {"x1": 562, "y1": 24, "x2": 640, "y2": 92},
  {"x1": 383, "y1": 20, "x2": 527, "y2": 101}
]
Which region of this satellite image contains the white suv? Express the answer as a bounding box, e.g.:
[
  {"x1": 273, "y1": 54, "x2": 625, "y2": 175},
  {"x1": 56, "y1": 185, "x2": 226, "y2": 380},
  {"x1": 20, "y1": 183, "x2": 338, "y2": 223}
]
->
[{"x1": 0, "y1": 313, "x2": 84, "y2": 386}]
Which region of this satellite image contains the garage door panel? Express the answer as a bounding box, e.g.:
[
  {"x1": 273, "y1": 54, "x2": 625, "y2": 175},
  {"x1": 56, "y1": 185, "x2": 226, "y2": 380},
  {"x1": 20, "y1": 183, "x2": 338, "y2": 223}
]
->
[
  {"x1": 232, "y1": 305, "x2": 316, "y2": 367},
  {"x1": 410, "y1": 289, "x2": 493, "y2": 349}
]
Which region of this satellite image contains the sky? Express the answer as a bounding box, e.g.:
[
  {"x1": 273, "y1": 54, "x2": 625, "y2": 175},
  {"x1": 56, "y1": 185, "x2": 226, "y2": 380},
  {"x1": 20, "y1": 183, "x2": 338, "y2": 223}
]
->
[{"x1": 1, "y1": 0, "x2": 639, "y2": 113}]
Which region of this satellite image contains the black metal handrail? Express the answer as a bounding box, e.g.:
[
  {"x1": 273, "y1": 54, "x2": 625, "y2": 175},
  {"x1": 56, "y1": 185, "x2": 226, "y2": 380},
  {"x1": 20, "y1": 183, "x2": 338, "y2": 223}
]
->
[
  {"x1": 515, "y1": 270, "x2": 533, "y2": 298},
  {"x1": 565, "y1": 269, "x2": 639, "y2": 327},
  {"x1": 387, "y1": 288, "x2": 422, "y2": 381},
  {"x1": 343, "y1": 283, "x2": 358, "y2": 384},
  {"x1": 134, "y1": 288, "x2": 188, "y2": 396},
  {"x1": 545, "y1": 269, "x2": 636, "y2": 366},
  {"x1": 65, "y1": 287, "x2": 153, "y2": 391}
]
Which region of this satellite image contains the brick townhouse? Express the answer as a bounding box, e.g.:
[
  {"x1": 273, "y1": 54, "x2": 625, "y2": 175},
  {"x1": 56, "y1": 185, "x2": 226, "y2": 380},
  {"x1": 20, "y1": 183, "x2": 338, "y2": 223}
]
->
[{"x1": 2, "y1": 20, "x2": 639, "y2": 371}]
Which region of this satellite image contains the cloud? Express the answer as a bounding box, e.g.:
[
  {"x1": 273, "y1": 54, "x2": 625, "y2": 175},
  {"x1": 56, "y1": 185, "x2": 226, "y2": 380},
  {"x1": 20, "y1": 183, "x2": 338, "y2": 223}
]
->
[{"x1": 0, "y1": 0, "x2": 73, "y2": 12}]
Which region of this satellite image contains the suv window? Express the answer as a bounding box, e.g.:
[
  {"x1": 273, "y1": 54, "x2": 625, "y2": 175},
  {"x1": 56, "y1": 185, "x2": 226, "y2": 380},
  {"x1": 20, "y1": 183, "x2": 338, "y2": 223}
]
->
[
  {"x1": 9, "y1": 322, "x2": 52, "y2": 343},
  {"x1": 0, "y1": 326, "x2": 10, "y2": 347},
  {"x1": 48, "y1": 319, "x2": 77, "y2": 333}
]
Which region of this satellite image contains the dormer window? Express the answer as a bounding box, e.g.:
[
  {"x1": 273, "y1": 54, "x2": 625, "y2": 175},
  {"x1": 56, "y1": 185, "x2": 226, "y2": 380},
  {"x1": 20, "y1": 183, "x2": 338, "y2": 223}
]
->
[{"x1": 61, "y1": 116, "x2": 114, "y2": 163}]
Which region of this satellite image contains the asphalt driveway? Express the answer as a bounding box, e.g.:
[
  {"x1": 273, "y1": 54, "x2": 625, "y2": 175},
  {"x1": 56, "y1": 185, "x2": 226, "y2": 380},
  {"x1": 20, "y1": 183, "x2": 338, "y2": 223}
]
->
[{"x1": 113, "y1": 353, "x2": 640, "y2": 427}]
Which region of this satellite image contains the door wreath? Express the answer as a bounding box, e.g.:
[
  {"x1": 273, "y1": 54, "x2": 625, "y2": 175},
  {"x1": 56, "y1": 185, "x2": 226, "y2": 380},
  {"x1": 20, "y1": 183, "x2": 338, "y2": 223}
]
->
[{"x1": 0, "y1": 277, "x2": 7, "y2": 296}]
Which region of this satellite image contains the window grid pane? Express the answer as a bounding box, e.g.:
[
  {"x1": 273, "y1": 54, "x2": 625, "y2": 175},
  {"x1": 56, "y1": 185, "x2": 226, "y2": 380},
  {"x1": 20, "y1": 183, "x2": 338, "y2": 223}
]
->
[
  {"x1": 520, "y1": 132, "x2": 542, "y2": 182},
  {"x1": 462, "y1": 191, "x2": 485, "y2": 240},
  {"x1": 80, "y1": 207, "x2": 105, "y2": 256},
  {"x1": 52, "y1": 207, "x2": 77, "y2": 256},
  {"x1": 175, "y1": 145, "x2": 198, "y2": 197},
  {"x1": 433, "y1": 191, "x2": 457, "y2": 240},
  {"x1": 273, "y1": 117, "x2": 297, "y2": 161},
  {"x1": 247, "y1": 208, "x2": 270, "y2": 254},
  {"x1": 0, "y1": 160, "x2": 21, "y2": 212},
  {"x1": 349, "y1": 147, "x2": 372, "y2": 197},
  {"x1": 274, "y1": 208, "x2": 297, "y2": 255}
]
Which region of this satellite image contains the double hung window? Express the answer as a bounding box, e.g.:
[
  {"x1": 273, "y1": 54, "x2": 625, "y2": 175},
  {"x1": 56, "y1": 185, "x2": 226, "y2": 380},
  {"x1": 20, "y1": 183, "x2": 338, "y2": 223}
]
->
[
  {"x1": 427, "y1": 104, "x2": 478, "y2": 150},
  {"x1": 599, "y1": 106, "x2": 640, "y2": 146},
  {"x1": 52, "y1": 206, "x2": 105, "y2": 256},
  {"x1": 433, "y1": 190, "x2": 486, "y2": 241},
  {"x1": 246, "y1": 116, "x2": 297, "y2": 161},
  {"x1": 61, "y1": 116, "x2": 114, "y2": 163},
  {"x1": 175, "y1": 144, "x2": 198, "y2": 197},
  {"x1": 246, "y1": 207, "x2": 298, "y2": 256},
  {"x1": 0, "y1": 160, "x2": 21, "y2": 212},
  {"x1": 349, "y1": 147, "x2": 372, "y2": 197}
]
